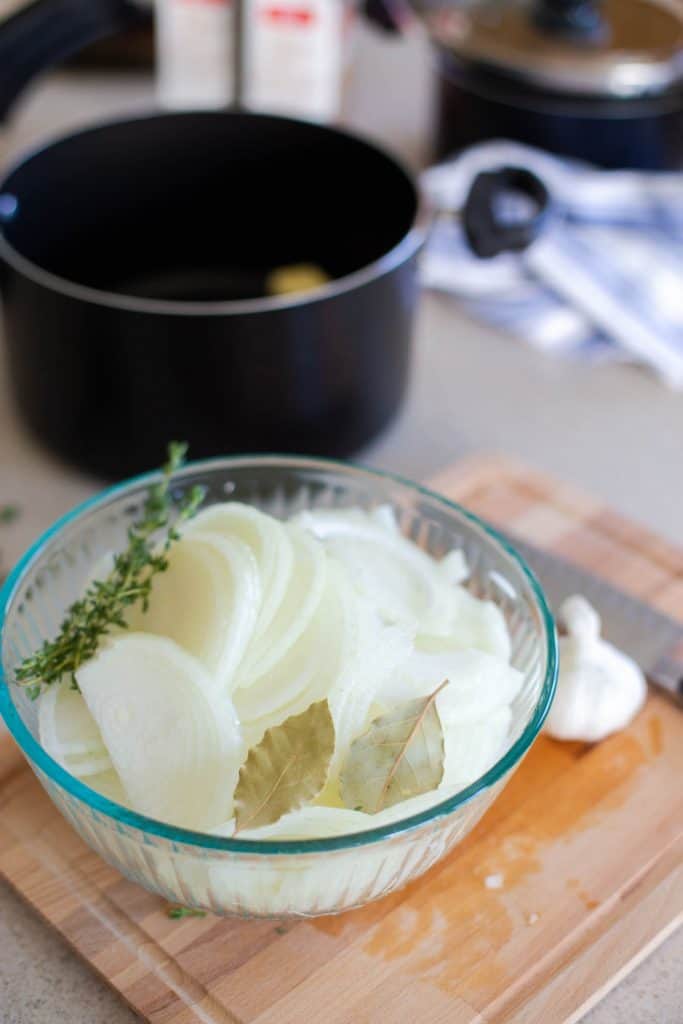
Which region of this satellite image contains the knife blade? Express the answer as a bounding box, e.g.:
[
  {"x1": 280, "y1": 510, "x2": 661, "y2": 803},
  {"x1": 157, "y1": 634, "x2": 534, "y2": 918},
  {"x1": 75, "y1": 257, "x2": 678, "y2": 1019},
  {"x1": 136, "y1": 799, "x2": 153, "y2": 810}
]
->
[{"x1": 501, "y1": 531, "x2": 683, "y2": 708}]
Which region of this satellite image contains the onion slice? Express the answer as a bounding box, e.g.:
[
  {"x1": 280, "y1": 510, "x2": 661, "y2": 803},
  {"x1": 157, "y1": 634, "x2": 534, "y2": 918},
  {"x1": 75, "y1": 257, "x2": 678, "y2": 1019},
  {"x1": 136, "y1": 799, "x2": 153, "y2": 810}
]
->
[
  {"x1": 236, "y1": 524, "x2": 327, "y2": 687},
  {"x1": 77, "y1": 634, "x2": 243, "y2": 830},
  {"x1": 295, "y1": 508, "x2": 454, "y2": 635},
  {"x1": 125, "y1": 532, "x2": 260, "y2": 692},
  {"x1": 442, "y1": 706, "x2": 512, "y2": 789},
  {"x1": 186, "y1": 502, "x2": 293, "y2": 645},
  {"x1": 235, "y1": 561, "x2": 354, "y2": 749},
  {"x1": 39, "y1": 680, "x2": 112, "y2": 777},
  {"x1": 378, "y1": 647, "x2": 523, "y2": 722}
]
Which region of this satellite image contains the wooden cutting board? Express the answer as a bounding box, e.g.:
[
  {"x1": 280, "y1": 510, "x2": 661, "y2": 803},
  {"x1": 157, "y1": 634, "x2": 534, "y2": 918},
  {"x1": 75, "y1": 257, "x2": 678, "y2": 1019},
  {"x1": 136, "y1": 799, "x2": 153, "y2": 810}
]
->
[{"x1": 1, "y1": 454, "x2": 681, "y2": 1024}]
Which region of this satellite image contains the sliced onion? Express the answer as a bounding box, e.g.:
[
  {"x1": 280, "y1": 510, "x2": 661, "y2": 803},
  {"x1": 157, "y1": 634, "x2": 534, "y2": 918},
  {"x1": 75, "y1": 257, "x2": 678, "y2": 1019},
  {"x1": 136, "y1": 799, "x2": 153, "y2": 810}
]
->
[
  {"x1": 442, "y1": 705, "x2": 512, "y2": 789},
  {"x1": 186, "y1": 502, "x2": 294, "y2": 644},
  {"x1": 378, "y1": 647, "x2": 522, "y2": 722},
  {"x1": 39, "y1": 680, "x2": 112, "y2": 776},
  {"x1": 212, "y1": 805, "x2": 370, "y2": 839},
  {"x1": 439, "y1": 549, "x2": 469, "y2": 586},
  {"x1": 235, "y1": 564, "x2": 341, "y2": 724},
  {"x1": 235, "y1": 560, "x2": 356, "y2": 754},
  {"x1": 370, "y1": 504, "x2": 400, "y2": 534},
  {"x1": 418, "y1": 586, "x2": 511, "y2": 662},
  {"x1": 125, "y1": 532, "x2": 260, "y2": 692},
  {"x1": 84, "y1": 768, "x2": 129, "y2": 805},
  {"x1": 63, "y1": 752, "x2": 116, "y2": 777},
  {"x1": 77, "y1": 634, "x2": 243, "y2": 830},
  {"x1": 328, "y1": 593, "x2": 414, "y2": 773},
  {"x1": 212, "y1": 780, "x2": 484, "y2": 839},
  {"x1": 295, "y1": 508, "x2": 454, "y2": 635},
  {"x1": 236, "y1": 523, "x2": 327, "y2": 687}
]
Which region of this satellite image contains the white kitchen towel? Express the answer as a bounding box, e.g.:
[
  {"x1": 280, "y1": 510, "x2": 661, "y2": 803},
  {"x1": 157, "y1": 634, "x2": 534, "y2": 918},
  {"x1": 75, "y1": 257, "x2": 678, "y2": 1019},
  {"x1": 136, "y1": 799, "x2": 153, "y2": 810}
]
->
[{"x1": 420, "y1": 141, "x2": 683, "y2": 386}]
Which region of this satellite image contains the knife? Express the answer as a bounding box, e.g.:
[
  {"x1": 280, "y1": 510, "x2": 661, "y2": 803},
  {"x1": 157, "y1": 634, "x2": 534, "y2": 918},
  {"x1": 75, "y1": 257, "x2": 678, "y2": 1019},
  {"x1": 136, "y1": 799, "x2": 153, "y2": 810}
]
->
[{"x1": 502, "y1": 531, "x2": 683, "y2": 709}]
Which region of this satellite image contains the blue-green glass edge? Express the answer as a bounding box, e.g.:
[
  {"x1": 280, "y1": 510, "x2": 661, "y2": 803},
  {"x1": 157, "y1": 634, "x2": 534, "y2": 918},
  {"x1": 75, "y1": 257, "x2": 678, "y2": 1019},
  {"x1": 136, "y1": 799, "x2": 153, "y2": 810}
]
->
[{"x1": 0, "y1": 454, "x2": 559, "y2": 856}]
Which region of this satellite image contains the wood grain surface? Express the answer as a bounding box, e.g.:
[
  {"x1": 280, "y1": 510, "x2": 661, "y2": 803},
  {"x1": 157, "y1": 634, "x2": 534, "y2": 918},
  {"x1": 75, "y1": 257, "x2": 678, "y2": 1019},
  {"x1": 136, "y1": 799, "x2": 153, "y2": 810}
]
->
[{"x1": 1, "y1": 454, "x2": 681, "y2": 1023}]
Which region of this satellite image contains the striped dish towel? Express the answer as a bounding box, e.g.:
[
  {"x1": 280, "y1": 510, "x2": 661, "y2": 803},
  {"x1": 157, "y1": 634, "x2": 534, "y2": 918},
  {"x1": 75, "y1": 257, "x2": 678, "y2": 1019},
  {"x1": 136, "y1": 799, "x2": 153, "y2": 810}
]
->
[{"x1": 420, "y1": 141, "x2": 683, "y2": 388}]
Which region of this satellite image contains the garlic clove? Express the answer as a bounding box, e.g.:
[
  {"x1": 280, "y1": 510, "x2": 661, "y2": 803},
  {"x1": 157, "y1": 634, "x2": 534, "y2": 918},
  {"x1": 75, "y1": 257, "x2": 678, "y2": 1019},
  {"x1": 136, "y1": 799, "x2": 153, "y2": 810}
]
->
[
  {"x1": 560, "y1": 594, "x2": 601, "y2": 644},
  {"x1": 545, "y1": 596, "x2": 646, "y2": 743}
]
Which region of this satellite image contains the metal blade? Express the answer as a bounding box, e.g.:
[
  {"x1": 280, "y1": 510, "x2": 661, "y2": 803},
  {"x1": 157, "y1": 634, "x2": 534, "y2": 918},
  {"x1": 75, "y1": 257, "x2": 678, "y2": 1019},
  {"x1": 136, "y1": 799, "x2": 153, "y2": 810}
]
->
[{"x1": 502, "y1": 531, "x2": 683, "y2": 673}]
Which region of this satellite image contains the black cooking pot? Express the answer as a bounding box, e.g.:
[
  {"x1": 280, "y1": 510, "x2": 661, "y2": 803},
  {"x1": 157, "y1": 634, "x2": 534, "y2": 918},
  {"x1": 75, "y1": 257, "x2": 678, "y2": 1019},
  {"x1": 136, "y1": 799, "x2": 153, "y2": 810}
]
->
[
  {"x1": 0, "y1": 112, "x2": 423, "y2": 478},
  {"x1": 0, "y1": 0, "x2": 148, "y2": 122},
  {"x1": 365, "y1": 0, "x2": 683, "y2": 170}
]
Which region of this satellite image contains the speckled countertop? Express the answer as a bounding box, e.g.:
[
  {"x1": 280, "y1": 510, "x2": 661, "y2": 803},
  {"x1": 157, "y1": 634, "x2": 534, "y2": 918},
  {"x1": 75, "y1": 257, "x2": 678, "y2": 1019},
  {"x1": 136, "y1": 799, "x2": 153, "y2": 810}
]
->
[{"x1": 1, "y1": 23, "x2": 681, "y2": 1024}]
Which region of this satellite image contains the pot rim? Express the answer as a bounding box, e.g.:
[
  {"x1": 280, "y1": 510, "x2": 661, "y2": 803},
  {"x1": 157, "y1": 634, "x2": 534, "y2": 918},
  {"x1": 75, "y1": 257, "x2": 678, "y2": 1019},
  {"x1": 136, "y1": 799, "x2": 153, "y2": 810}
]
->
[
  {"x1": 435, "y1": 51, "x2": 683, "y2": 120},
  {"x1": 423, "y1": 0, "x2": 683, "y2": 101},
  {"x1": 0, "y1": 109, "x2": 428, "y2": 317}
]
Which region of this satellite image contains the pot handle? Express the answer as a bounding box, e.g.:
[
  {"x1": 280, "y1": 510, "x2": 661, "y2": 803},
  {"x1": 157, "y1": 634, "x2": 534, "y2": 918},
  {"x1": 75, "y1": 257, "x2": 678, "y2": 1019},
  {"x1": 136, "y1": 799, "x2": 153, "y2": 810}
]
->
[
  {"x1": 462, "y1": 167, "x2": 550, "y2": 260},
  {"x1": 531, "y1": 0, "x2": 606, "y2": 40},
  {"x1": 0, "y1": 0, "x2": 147, "y2": 123}
]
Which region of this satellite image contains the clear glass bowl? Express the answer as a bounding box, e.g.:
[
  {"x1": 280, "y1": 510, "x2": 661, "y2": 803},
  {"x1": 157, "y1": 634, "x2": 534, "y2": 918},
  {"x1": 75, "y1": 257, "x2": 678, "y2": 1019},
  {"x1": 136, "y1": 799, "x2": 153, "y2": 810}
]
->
[{"x1": 0, "y1": 456, "x2": 557, "y2": 917}]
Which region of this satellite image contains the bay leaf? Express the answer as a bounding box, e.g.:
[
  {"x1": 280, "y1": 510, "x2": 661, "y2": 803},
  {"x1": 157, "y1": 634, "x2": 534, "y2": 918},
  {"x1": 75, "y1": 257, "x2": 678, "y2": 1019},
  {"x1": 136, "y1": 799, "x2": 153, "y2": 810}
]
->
[
  {"x1": 233, "y1": 699, "x2": 335, "y2": 832},
  {"x1": 339, "y1": 680, "x2": 448, "y2": 814}
]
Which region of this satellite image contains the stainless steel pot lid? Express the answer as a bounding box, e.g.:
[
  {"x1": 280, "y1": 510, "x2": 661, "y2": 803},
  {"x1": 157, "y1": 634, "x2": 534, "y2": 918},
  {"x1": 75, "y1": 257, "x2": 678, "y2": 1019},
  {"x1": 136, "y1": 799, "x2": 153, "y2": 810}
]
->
[{"x1": 418, "y1": 0, "x2": 683, "y2": 98}]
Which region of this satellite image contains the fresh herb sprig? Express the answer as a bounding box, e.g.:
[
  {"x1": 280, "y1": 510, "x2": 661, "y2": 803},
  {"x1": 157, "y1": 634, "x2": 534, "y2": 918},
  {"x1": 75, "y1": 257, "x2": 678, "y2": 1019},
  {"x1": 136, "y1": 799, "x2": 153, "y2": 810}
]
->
[
  {"x1": 166, "y1": 905, "x2": 207, "y2": 920},
  {"x1": 16, "y1": 443, "x2": 205, "y2": 699}
]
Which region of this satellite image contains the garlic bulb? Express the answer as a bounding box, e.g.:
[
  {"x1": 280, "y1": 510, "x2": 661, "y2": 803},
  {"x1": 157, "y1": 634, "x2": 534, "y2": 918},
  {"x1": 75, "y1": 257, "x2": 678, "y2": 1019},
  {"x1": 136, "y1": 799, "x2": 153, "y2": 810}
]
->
[{"x1": 545, "y1": 595, "x2": 646, "y2": 743}]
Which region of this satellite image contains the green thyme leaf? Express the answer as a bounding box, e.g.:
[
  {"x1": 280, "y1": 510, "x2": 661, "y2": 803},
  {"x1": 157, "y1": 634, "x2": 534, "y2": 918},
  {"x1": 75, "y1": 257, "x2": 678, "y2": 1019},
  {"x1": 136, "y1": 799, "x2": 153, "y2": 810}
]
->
[
  {"x1": 167, "y1": 905, "x2": 207, "y2": 920},
  {"x1": 15, "y1": 443, "x2": 205, "y2": 698}
]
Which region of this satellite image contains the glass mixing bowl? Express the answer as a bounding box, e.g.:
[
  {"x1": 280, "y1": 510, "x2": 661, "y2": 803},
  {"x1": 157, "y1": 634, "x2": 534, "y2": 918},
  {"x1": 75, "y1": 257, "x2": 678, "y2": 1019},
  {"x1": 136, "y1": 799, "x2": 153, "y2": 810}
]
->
[{"x1": 0, "y1": 457, "x2": 557, "y2": 917}]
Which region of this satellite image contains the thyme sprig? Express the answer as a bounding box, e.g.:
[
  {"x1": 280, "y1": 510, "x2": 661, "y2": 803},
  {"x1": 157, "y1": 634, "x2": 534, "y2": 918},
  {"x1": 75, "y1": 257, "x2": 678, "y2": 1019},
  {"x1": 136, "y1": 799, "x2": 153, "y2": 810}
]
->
[
  {"x1": 166, "y1": 905, "x2": 207, "y2": 920},
  {"x1": 16, "y1": 443, "x2": 205, "y2": 699}
]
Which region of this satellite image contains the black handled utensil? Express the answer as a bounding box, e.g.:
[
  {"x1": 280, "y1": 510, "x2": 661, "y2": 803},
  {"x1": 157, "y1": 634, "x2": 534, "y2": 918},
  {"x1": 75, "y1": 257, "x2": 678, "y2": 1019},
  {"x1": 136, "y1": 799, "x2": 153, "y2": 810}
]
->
[
  {"x1": 462, "y1": 165, "x2": 550, "y2": 259},
  {"x1": 460, "y1": 163, "x2": 683, "y2": 386},
  {"x1": 503, "y1": 530, "x2": 683, "y2": 709}
]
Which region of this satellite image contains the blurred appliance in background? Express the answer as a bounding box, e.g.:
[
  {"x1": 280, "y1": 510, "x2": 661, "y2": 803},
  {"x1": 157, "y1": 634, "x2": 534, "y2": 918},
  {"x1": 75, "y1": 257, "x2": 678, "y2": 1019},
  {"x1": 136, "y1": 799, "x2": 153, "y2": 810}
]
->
[
  {"x1": 156, "y1": 0, "x2": 354, "y2": 120},
  {"x1": 241, "y1": 0, "x2": 352, "y2": 121},
  {"x1": 365, "y1": 0, "x2": 683, "y2": 170},
  {"x1": 156, "y1": 0, "x2": 352, "y2": 121},
  {"x1": 2, "y1": 0, "x2": 681, "y2": 153},
  {"x1": 0, "y1": 0, "x2": 354, "y2": 124},
  {"x1": 156, "y1": 0, "x2": 236, "y2": 108}
]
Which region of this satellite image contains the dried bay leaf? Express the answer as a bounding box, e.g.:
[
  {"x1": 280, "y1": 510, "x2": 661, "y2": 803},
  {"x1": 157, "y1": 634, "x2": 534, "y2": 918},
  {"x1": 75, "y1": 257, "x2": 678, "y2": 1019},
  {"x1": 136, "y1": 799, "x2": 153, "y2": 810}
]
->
[
  {"x1": 233, "y1": 699, "x2": 335, "y2": 832},
  {"x1": 340, "y1": 680, "x2": 448, "y2": 814}
]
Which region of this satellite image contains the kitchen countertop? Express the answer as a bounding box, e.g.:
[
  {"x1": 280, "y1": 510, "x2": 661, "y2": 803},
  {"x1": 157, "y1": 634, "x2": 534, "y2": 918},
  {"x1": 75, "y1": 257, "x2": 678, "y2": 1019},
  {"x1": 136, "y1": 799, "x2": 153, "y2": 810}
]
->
[{"x1": 0, "y1": 24, "x2": 681, "y2": 1024}]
